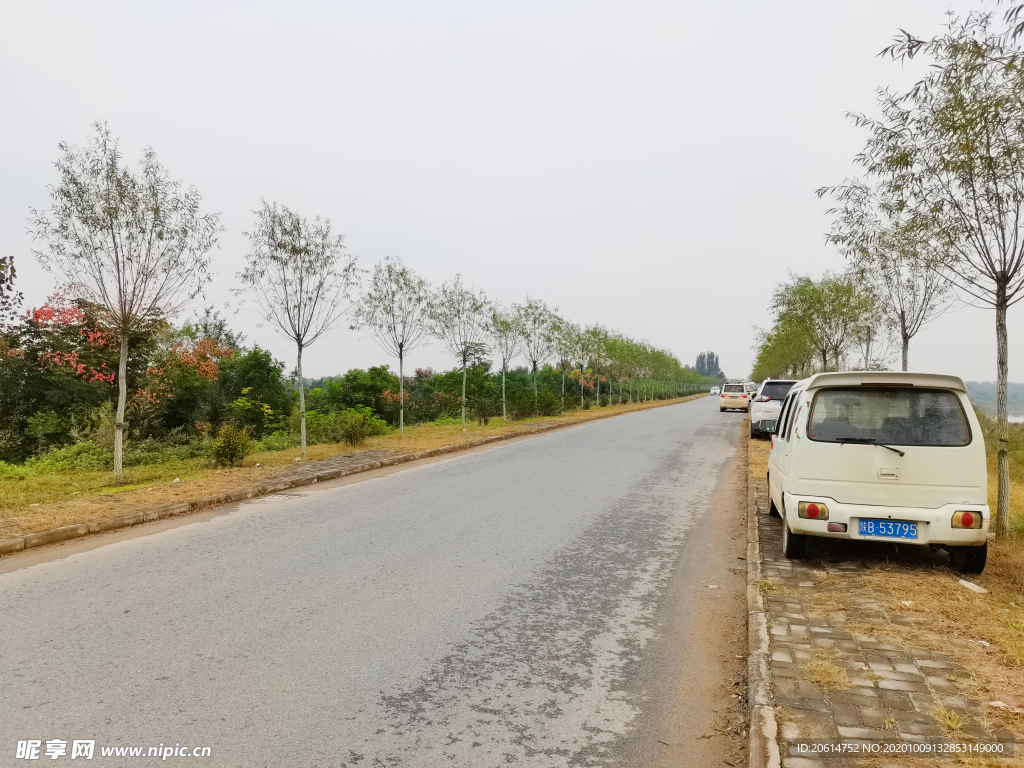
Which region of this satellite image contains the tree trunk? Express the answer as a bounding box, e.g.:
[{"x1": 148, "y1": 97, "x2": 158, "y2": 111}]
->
[
  {"x1": 399, "y1": 349, "x2": 405, "y2": 437},
  {"x1": 595, "y1": 377, "x2": 600, "y2": 407},
  {"x1": 502, "y1": 365, "x2": 507, "y2": 423},
  {"x1": 461, "y1": 363, "x2": 467, "y2": 429},
  {"x1": 580, "y1": 374, "x2": 584, "y2": 408},
  {"x1": 561, "y1": 370, "x2": 565, "y2": 408},
  {"x1": 995, "y1": 290, "x2": 1010, "y2": 538},
  {"x1": 533, "y1": 361, "x2": 538, "y2": 399},
  {"x1": 113, "y1": 332, "x2": 129, "y2": 484},
  {"x1": 901, "y1": 335, "x2": 910, "y2": 372},
  {"x1": 297, "y1": 343, "x2": 306, "y2": 455}
]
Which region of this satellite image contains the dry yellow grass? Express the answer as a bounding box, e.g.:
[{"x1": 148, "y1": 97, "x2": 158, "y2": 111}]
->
[
  {"x1": 749, "y1": 434, "x2": 770, "y2": 482},
  {"x1": 0, "y1": 394, "x2": 706, "y2": 538},
  {"x1": 802, "y1": 649, "x2": 851, "y2": 689}
]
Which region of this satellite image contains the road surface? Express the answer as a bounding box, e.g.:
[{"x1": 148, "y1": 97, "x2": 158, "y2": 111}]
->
[{"x1": 0, "y1": 399, "x2": 747, "y2": 767}]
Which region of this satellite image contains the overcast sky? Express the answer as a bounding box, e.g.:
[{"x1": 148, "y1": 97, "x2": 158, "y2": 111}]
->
[{"x1": 1, "y1": 0, "x2": 1017, "y2": 382}]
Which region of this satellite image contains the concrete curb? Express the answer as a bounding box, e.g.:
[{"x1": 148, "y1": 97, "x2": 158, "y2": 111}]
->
[
  {"x1": 0, "y1": 395, "x2": 706, "y2": 558},
  {"x1": 747, "y1": 433, "x2": 780, "y2": 768}
]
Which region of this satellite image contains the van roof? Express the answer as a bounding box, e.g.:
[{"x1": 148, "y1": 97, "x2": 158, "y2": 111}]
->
[{"x1": 793, "y1": 371, "x2": 967, "y2": 393}]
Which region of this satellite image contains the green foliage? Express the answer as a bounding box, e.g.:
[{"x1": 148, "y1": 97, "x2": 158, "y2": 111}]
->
[
  {"x1": 213, "y1": 424, "x2": 251, "y2": 467},
  {"x1": 25, "y1": 441, "x2": 113, "y2": 472},
  {"x1": 252, "y1": 430, "x2": 300, "y2": 452},
  {"x1": 304, "y1": 405, "x2": 391, "y2": 446}
]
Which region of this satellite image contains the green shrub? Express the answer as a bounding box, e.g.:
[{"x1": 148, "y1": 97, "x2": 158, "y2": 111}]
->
[
  {"x1": 306, "y1": 406, "x2": 390, "y2": 446},
  {"x1": 25, "y1": 441, "x2": 113, "y2": 472},
  {"x1": 253, "y1": 430, "x2": 300, "y2": 452},
  {"x1": 213, "y1": 424, "x2": 251, "y2": 466},
  {"x1": 0, "y1": 460, "x2": 28, "y2": 480},
  {"x1": 432, "y1": 415, "x2": 460, "y2": 426}
]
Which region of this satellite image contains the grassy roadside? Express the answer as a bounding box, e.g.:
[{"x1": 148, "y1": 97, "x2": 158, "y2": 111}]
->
[
  {"x1": 749, "y1": 435, "x2": 1024, "y2": 742},
  {"x1": 0, "y1": 393, "x2": 707, "y2": 539}
]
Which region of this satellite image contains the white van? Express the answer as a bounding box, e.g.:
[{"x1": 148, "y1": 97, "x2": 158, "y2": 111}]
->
[{"x1": 763, "y1": 372, "x2": 989, "y2": 573}]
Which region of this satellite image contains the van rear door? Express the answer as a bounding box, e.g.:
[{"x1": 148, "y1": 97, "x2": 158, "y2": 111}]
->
[{"x1": 794, "y1": 387, "x2": 986, "y2": 508}]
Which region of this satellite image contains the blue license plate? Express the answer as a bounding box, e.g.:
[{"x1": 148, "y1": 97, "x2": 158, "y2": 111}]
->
[{"x1": 858, "y1": 519, "x2": 918, "y2": 539}]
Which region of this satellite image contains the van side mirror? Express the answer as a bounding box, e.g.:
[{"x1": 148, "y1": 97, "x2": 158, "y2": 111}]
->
[{"x1": 759, "y1": 419, "x2": 777, "y2": 435}]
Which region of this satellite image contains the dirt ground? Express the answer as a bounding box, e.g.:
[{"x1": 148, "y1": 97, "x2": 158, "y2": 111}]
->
[{"x1": 639, "y1": 415, "x2": 750, "y2": 767}]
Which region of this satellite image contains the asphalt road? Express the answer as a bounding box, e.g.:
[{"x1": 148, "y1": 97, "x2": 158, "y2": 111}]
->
[{"x1": 0, "y1": 399, "x2": 745, "y2": 767}]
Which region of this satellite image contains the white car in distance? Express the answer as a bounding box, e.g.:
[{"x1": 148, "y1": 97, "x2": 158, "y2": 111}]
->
[
  {"x1": 710, "y1": 386, "x2": 721, "y2": 395},
  {"x1": 750, "y1": 379, "x2": 796, "y2": 439}
]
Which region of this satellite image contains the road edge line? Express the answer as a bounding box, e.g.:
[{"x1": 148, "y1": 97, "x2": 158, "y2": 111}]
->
[
  {"x1": 0, "y1": 394, "x2": 708, "y2": 558},
  {"x1": 747, "y1": 427, "x2": 780, "y2": 768}
]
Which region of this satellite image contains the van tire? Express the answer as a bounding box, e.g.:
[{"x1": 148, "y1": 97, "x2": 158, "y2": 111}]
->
[
  {"x1": 781, "y1": 515, "x2": 806, "y2": 559},
  {"x1": 750, "y1": 425, "x2": 758, "y2": 439},
  {"x1": 949, "y1": 543, "x2": 987, "y2": 575},
  {"x1": 720, "y1": 407, "x2": 726, "y2": 412}
]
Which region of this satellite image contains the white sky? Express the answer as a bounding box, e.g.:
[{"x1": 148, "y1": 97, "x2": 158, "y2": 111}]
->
[{"x1": 0, "y1": 0, "x2": 1016, "y2": 381}]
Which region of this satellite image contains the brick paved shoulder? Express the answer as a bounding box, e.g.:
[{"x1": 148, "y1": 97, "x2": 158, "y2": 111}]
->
[{"x1": 753, "y1": 485, "x2": 1014, "y2": 766}]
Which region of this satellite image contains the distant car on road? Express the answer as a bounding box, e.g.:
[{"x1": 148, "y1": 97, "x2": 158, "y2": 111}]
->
[
  {"x1": 764, "y1": 371, "x2": 989, "y2": 573},
  {"x1": 750, "y1": 379, "x2": 796, "y2": 439},
  {"x1": 710, "y1": 386, "x2": 720, "y2": 395},
  {"x1": 719, "y1": 383, "x2": 749, "y2": 412}
]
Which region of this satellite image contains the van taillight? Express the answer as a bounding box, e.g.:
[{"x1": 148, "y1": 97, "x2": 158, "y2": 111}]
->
[
  {"x1": 798, "y1": 502, "x2": 829, "y2": 520},
  {"x1": 951, "y1": 511, "x2": 982, "y2": 529}
]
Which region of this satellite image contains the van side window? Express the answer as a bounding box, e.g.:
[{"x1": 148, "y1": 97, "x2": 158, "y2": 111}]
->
[
  {"x1": 786, "y1": 403, "x2": 803, "y2": 442},
  {"x1": 776, "y1": 394, "x2": 794, "y2": 437},
  {"x1": 782, "y1": 395, "x2": 799, "y2": 439}
]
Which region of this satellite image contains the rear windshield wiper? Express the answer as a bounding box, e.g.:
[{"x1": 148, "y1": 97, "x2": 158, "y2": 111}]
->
[{"x1": 834, "y1": 437, "x2": 906, "y2": 457}]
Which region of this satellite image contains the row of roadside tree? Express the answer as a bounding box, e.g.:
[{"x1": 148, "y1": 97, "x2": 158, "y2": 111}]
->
[{"x1": 0, "y1": 125, "x2": 718, "y2": 482}]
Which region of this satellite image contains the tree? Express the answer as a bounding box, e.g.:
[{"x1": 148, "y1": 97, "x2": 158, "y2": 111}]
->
[
  {"x1": 695, "y1": 351, "x2": 722, "y2": 378},
  {"x1": 548, "y1": 315, "x2": 578, "y2": 408},
  {"x1": 428, "y1": 277, "x2": 490, "y2": 428},
  {"x1": 515, "y1": 297, "x2": 555, "y2": 397},
  {"x1": 857, "y1": 14, "x2": 1024, "y2": 535},
  {"x1": 820, "y1": 182, "x2": 951, "y2": 371},
  {"x1": 771, "y1": 274, "x2": 871, "y2": 372},
  {"x1": 0, "y1": 256, "x2": 24, "y2": 327},
  {"x1": 237, "y1": 201, "x2": 359, "y2": 455},
  {"x1": 29, "y1": 123, "x2": 221, "y2": 483},
  {"x1": 352, "y1": 257, "x2": 431, "y2": 436},
  {"x1": 489, "y1": 305, "x2": 523, "y2": 422},
  {"x1": 583, "y1": 325, "x2": 609, "y2": 406}
]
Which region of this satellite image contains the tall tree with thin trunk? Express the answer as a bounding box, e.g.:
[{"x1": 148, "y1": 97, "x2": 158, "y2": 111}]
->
[
  {"x1": 858, "y1": 13, "x2": 1024, "y2": 535},
  {"x1": 29, "y1": 123, "x2": 221, "y2": 483},
  {"x1": 237, "y1": 201, "x2": 358, "y2": 455},
  {"x1": 820, "y1": 182, "x2": 951, "y2": 371},
  {"x1": 352, "y1": 257, "x2": 431, "y2": 436},
  {"x1": 516, "y1": 297, "x2": 555, "y2": 398},
  {"x1": 489, "y1": 305, "x2": 523, "y2": 423},
  {"x1": 428, "y1": 277, "x2": 490, "y2": 428},
  {"x1": 549, "y1": 315, "x2": 577, "y2": 409}
]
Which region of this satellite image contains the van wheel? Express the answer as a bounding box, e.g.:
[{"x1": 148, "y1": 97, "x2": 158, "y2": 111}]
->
[
  {"x1": 949, "y1": 543, "x2": 987, "y2": 575},
  {"x1": 750, "y1": 425, "x2": 759, "y2": 439},
  {"x1": 781, "y1": 515, "x2": 806, "y2": 559},
  {"x1": 720, "y1": 407, "x2": 726, "y2": 412}
]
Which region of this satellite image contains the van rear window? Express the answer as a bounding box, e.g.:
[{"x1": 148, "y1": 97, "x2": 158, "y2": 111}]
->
[
  {"x1": 723, "y1": 385, "x2": 744, "y2": 393},
  {"x1": 807, "y1": 388, "x2": 970, "y2": 446}
]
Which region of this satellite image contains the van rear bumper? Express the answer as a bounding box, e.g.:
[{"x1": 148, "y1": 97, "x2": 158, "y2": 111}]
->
[{"x1": 782, "y1": 493, "x2": 989, "y2": 546}]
